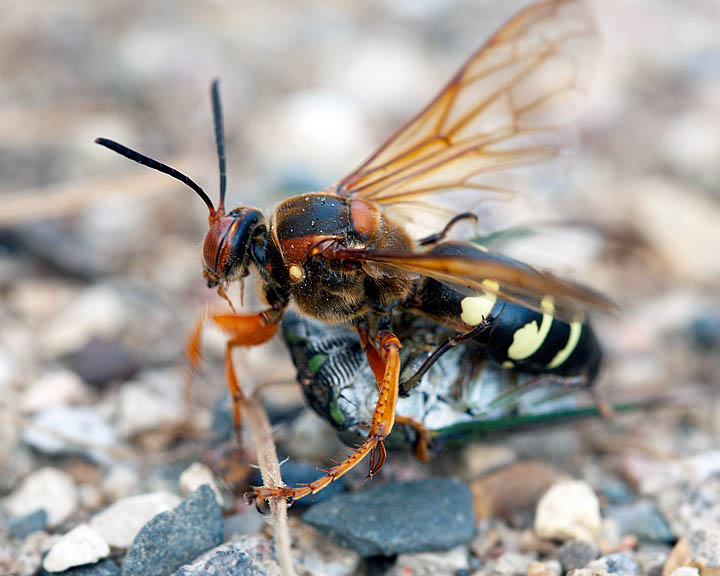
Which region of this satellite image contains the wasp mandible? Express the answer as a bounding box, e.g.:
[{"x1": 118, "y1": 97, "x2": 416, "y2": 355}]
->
[{"x1": 96, "y1": 0, "x2": 614, "y2": 503}]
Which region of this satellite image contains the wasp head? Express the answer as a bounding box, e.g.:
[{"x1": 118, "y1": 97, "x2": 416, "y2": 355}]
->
[{"x1": 202, "y1": 208, "x2": 266, "y2": 288}]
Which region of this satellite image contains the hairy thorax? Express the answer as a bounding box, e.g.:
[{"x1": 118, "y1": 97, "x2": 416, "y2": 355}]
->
[{"x1": 270, "y1": 193, "x2": 416, "y2": 323}]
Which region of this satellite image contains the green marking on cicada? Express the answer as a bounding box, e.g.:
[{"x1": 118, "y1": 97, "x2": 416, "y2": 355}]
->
[
  {"x1": 328, "y1": 395, "x2": 346, "y2": 426},
  {"x1": 308, "y1": 353, "x2": 328, "y2": 373}
]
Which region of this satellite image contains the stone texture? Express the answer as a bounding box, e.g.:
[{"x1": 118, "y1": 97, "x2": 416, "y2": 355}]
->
[
  {"x1": 121, "y1": 486, "x2": 223, "y2": 576},
  {"x1": 303, "y1": 478, "x2": 475, "y2": 557}
]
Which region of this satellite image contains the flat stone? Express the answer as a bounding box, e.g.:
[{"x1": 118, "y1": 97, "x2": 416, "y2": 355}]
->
[
  {"x1": 303, "y1": 477, "x2": 475, "y2": 557},
  {"x1": 8, "y1": 509, "x2": 48, "y2": 540},
  {"x1": 4, "y1": 467, "x2": 78, "y2": 528},
  {"x1": 121, "y1": 485, "x2": 223, "y2": 576},
  {"x1": 534, "y1": 481, "x2": 601, "y2": 542},
  {"x1": 42, "y1": 524, "x2": 110, "y2": 573},
  {"x1": 90, "y1": 492, "x2": 181, "y2": 550},
  {"x1": 171, "y1": 536, "x2": 278, "y2": 576}
]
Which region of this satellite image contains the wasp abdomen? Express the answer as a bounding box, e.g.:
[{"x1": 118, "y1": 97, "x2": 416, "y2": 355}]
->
[{"x1": 409, "y1": 242, "x2": 602, "y2": 381}]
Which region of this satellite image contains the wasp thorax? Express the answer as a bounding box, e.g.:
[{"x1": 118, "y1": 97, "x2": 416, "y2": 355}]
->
[{"x1": 202, "y1": 208, "x2": 266, "y2": 287}]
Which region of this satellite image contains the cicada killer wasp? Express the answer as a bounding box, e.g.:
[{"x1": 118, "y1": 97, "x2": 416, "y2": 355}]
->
[{"x1": 96, "y1": 0, "x2": 614, "y2": 504}]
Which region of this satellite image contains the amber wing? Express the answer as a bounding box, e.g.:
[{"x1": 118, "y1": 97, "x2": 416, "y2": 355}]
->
[{"x1": 332, "y1": 0, "x2": 596, "y2": 220}]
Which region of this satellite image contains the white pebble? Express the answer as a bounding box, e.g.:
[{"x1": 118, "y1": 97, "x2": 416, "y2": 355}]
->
[
  {"x1": 534, "y1": 480, "x2": 601, "y2": 542},
  {"x1": 4, "y1": 467, "x2": 78, "y2": 528},
  {"x1": 90, "y1": 491, "x2": 181, "y2": 549},
  {"x1": 42, "y1": 524, "x2": 109, "y2": 573},
  {"x1": 670, "y1": 568, "x2": 700, "y2": 576},
  {"x1": 179, "y1": 462, "x2": 225, "y2": 507},
  {"x1": 20, "y1": 370, "x2": 87, "y2": 414}
]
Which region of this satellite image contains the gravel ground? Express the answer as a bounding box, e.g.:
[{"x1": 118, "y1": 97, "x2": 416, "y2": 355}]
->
[{"x1": 0, "y1": 1, "x2": 719, "y2": 575}]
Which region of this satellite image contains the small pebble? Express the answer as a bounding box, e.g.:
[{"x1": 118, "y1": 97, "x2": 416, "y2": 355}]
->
[
  {"x1": 558, "y1": 540, "x2": 601, "y2": 572},
  {"x1": 4, "y1": 467, "x2": 78, "y2": 528},
  {"x1": 90, "y1": 492, "x2": 181, "y2": 549},
  {"x1": 179, "y1": 463, "x2": 225, "y2": 508},
  {"x1": 42, "y1": 524, "x2": 110, "y2": 573},
  {"x1": 20, "y1": 370, "x2": 87, "y2": 414},
  {"x1": 588, "y1": 553, "x2": 639, "y2": 576},
  {"x1": 8, "y1": 510, "x2": 48, "y2": 541},
  {"x1": 122, "y1": 485, "x2": 223, "y2": 576},
  {"x1": 303, "y1": 477, "x2": 475, "y2": 557},
  {"x1": 71, "y1": 336, "x2": 137, "y2": 388},
  {"x1": 534, "y1": 480, "x2": 601, "y2": 542}
]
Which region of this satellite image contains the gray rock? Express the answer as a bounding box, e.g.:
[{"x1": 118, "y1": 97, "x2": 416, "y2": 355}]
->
[
  {"x1": 171, "y1": 536, "x2": 278, "y2": 576},
  {"x1": 121, "y1": 485, "x2": 223, "y2": 576},
  {"x1": 302, "y1": 477, "x2": 475, "y2": 557},
  {"x1": 606, "y1": 500, "x2": 675, "y2": 543},
  {"x1": 8, "y1": 509, "x2": 48, "y2": 540},
  {"x1": 558, "y1": 540, "x2": 600, "y2": 572},
  {"x1": 587, "y1": 553, "x2": 638, "y2": 576},
  {"x1": 41, "y1": 559, "x2": 120, "y2": 575}
]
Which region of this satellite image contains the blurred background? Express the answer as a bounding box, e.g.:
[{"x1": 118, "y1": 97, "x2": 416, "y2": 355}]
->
[{"x1": 0, "y1": 0, "x2": 719, "y2": 573}]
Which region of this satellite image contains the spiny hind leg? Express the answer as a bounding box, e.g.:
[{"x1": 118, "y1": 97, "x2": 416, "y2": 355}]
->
[{"x1": 250, "y1": 331, "x2": 402, "y2": 503}]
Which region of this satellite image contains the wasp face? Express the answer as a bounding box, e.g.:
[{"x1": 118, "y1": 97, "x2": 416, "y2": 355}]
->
[{"x1": 202, "y1": 208, "x2": 266, "y2": 288}]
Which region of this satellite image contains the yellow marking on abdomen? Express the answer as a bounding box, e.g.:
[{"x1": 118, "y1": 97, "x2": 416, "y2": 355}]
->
[
  {"x1": 507, "y1": 298, "x2": 554, "y2": 361},
  {"x1": 460, "y1": 280, "x2": 499, "y2": 326},
  {"x1": 548, "y1": 321, "x2": 582, "y2": 368}
]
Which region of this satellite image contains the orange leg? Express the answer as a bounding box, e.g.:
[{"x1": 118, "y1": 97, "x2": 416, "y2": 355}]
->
[
  {"x1": 185, "y1": 307, "x2": 282, "y2": 437},
  {"x1": 357, "y1": 324, "x2": 432, "y2": 461},
  {"x1": 394, "y1": 415, "x2": 432, "y2": 462},
  {"x1": 251, "y1": 331, "x2": 402, "y2": 503}
]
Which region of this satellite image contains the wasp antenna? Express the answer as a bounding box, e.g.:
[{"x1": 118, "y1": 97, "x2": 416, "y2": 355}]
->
[
  {"x1": 94, "y1": 137, "x2": 217, "y2": 218},
  {"x1": 210, "y1": 79, "x2": 227, "y2": 214}
]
